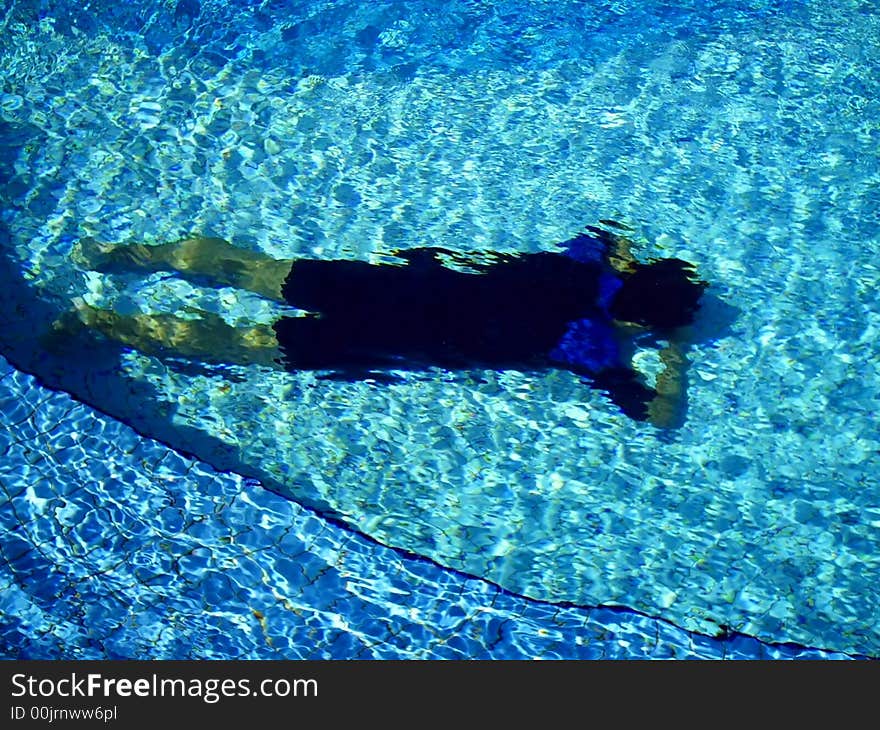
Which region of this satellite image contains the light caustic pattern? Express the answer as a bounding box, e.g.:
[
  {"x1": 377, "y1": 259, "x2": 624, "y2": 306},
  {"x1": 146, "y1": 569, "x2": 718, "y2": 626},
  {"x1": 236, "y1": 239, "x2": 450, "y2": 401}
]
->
[{"x1": 1, "y1": 0, "x2": 878, "y2": 657}]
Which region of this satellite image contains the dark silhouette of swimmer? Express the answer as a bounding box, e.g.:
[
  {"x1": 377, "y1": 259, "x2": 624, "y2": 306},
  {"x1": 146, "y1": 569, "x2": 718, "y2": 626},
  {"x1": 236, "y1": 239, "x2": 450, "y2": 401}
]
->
[{"x1": 67, "y1": 223, "x2": 707, "y2": 428}]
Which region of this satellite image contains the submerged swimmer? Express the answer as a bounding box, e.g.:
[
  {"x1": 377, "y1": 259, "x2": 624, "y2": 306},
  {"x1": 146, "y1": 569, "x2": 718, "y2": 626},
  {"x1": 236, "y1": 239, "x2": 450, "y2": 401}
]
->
[{"x1": 68, "y1": 223, "x2": 708, "y2": 428}]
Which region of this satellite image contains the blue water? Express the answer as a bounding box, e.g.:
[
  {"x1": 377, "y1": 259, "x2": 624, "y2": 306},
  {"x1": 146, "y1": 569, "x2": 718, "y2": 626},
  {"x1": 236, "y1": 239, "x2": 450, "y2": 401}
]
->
[{"x1": 1, "y1": 0, "x2": 878, "y2": 659}]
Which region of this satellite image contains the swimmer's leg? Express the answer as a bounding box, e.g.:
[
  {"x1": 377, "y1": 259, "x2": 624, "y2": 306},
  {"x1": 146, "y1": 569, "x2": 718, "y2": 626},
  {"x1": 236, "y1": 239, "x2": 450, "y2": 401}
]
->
[
  {"x1": 69, "y1": 299, "x2": 284, "y2": 368},
  {"x1": 73, "y1": 236, "x2": 292, "y2": 303}
]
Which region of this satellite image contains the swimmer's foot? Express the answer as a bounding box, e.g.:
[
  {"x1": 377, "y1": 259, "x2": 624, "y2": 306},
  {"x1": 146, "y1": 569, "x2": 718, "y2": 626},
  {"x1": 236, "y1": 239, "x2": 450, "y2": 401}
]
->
[
  {"x1": 71, "y1": 237, "x2": 166, "y2": 273},
  {"x1": 45, "y1": 303, "x2": 86, "y2": 341},
  {"x1": 68, "y1": 296, "x2": 108, "y2": 329},
  {"x1": 45, "y1": 297, "x2": 113, "y2": 339},
  {"x1": 41, "y1": 297, "x2": 100, "y2": 354}
]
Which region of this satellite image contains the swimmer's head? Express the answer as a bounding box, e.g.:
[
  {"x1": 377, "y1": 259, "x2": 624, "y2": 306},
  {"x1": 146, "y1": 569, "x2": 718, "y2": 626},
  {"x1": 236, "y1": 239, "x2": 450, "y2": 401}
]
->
[{"x1": 609, "y1": 258, "x2": 707, "y2": 330}]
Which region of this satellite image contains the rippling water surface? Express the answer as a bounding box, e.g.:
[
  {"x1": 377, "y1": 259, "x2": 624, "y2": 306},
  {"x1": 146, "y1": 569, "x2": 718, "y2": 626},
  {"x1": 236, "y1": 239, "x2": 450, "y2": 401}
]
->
[{"x1": 1, "y1": 0, "x2": 878, "y2": 658}]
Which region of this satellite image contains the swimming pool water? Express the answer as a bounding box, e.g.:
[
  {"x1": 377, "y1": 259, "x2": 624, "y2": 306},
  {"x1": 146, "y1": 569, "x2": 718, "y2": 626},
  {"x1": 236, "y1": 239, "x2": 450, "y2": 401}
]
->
[
  {"x1": 1, "y1": 353, "x2": 857, "y2": 659},
  {"x1": 1, "y1": 0, "x2": 878, "y2": 659}
]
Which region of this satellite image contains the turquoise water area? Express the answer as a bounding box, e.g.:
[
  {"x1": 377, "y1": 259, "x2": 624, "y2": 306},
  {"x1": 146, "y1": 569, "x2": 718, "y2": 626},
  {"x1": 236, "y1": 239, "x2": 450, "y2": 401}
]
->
[{"x1": 1, "y1": 0, "x2": 878, "y2": 658}]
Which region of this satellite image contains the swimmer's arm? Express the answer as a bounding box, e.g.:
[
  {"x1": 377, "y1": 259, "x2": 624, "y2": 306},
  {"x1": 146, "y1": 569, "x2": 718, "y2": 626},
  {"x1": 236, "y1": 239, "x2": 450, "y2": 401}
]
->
[
  {"x1": 590, "y1": 366, "x2": 658, "y2": 423},
  {"x1": 560, "y1": 221, "x2": 638, "y2": 272},
  {"x1": 646, "y1": 337, "x2": 691, "y2": 429},
  {"x1": 584, "y1": 222, "x2": 637, "y2": 275},
  {"x1": 594, "y1": 325, "x2": 692, "y2": 428}
]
